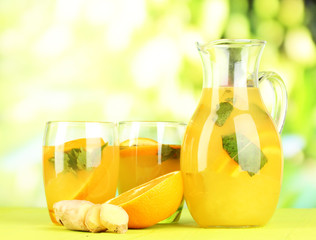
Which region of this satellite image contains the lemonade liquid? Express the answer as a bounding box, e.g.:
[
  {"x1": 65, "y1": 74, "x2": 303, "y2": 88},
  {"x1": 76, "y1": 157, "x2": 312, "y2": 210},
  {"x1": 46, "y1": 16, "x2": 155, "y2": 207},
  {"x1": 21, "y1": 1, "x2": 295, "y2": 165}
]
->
[
  {"x1": 181, "y1": 87, "x2": 283, "y2": 227},
  {"x1": 43, "y1": 138, "x2": 119, "y2": 224}
]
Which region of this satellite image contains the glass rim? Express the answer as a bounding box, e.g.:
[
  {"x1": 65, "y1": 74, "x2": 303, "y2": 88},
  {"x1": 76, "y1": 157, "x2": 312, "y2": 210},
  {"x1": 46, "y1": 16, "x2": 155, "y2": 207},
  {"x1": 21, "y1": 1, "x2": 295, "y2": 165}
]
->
[
  {"x1": 197, "y1": 39, "x2": 266, "y2": 50},
  {"x1": 46, "y1": 121, "x2": 116, "y2": 126},
  {"x1": 118, "y1": 121, "x2": 187, "y2": 126}
]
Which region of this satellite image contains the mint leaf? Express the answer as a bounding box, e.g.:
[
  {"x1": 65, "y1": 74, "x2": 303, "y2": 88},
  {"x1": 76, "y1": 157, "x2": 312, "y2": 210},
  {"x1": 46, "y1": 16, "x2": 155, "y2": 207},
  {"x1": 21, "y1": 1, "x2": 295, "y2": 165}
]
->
[
  {"x1": 222, "y1": 134, "x2": 239, "y2": 159},
  {"x1": 48, "y1": 157, "x2": 55, "y2": 164},
  {"x1": 222, "y1": 133, "x2": 268, "y2": 176},
  {"x1": 77, "y1": 147, "x2": 87, "y2": 170},
  {"x1": 160, "y1": 145, "x2": 180, "y2": 162},
  {"x1": 64, "y1": 151, "x2": 78, "y2": 171},
  {"x1": 65, "y1": 148, "x2": 81, "y2": 171},
  {"x1": 228, "y1": 48, "x2": 242, "y2": 85},
  {"x1": 50, "y1": 143, "x2": 108, "y2": 173},
  {"x1": 101, "y1": 143, "x2": 108, "y2": 151},
  {"x1": 215, "y1": 102, "x2": 233, "y2": 127}
]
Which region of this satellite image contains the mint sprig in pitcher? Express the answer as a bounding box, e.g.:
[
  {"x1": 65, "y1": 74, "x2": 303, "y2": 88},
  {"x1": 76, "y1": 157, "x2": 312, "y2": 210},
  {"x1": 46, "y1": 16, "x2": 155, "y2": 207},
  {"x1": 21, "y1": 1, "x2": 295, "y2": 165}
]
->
[{"x1": 181, "y1": 39, "x2": 287, "y2": 227}]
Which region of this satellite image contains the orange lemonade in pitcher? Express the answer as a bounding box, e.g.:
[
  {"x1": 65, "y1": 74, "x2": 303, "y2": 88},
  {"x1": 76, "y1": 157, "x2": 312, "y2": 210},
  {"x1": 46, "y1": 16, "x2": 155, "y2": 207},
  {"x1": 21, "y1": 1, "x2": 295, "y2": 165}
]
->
[
  {"x1": 181, "y1": 87, "x2": 283, "y2": 226},
  {"x1": 181, "y1": 40, "x2": 287, "y2": 227}
]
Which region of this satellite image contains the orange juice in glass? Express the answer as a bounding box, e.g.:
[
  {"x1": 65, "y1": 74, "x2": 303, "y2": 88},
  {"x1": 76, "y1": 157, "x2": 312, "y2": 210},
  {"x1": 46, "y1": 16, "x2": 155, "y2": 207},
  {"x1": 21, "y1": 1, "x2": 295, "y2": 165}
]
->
[
  {"x1": 43, "y1": 121, "x2": 119, "y2": 224},
  {"x1": 118, "y1": 121, "x2": 186, "y2": 223}
]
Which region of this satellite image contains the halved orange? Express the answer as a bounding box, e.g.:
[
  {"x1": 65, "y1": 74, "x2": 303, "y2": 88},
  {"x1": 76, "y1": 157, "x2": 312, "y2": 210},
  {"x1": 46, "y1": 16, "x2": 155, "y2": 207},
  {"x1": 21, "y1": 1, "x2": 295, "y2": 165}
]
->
[{"x1": 107, "y1": 171, "x2": 183, "y2": 229}]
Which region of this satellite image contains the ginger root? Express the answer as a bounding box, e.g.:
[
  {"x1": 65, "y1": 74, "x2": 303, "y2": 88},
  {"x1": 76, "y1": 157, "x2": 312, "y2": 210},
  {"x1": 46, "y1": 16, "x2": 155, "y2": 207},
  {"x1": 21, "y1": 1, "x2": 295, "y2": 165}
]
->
[
  {"x1": 54, "y1": 200, "x2": 93, "y2": 231},
  {"x1": 100, "y1": 203, "x2": 129, "y2": 234},
  {"x1": 53, "y1": 200, "x2": 128, "y2": 234},
  {"x1": 85, "y1": 204, "x2": 106, "y2": 233}
]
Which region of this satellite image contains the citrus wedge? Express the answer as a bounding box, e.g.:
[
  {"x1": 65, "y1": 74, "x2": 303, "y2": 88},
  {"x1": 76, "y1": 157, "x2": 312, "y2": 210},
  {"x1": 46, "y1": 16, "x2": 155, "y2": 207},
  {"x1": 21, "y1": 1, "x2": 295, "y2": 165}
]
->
[
  {"x1": 56, "y1": 137, "x2": 106, "y2": 152},
  {"x1": 120, "y1": 138, "x2": 158, "y2": 147},
  {"x1": 45, "y1": 170, "x2": 91, "y2": 210},
  {"x1": 107, "y1": 171, "x2": 183, "y2": 229},
  {"x1": 120, "y1": 138, "x2": 158, "y2": 157}
]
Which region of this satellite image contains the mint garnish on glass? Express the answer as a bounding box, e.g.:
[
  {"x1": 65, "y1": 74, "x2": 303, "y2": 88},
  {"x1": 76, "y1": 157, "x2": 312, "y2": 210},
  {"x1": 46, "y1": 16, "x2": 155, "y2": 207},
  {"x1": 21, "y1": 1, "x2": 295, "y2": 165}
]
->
[
  {"x1": 160, "y1": 144, "x2": 180, "y2": 162},
  {"x1": 222, "y1": 133, "x2": 267, "y2": 176},
  {"x1": 49, "y1": 143, "x2": 108, "y2": 173}
]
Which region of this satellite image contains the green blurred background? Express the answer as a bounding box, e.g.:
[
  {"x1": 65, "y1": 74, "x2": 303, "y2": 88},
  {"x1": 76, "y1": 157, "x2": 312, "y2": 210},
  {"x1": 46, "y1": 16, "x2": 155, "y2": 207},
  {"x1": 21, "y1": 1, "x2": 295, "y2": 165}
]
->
[{"x1": 0, "y1": 0, "x2": 315, "y2": 208}]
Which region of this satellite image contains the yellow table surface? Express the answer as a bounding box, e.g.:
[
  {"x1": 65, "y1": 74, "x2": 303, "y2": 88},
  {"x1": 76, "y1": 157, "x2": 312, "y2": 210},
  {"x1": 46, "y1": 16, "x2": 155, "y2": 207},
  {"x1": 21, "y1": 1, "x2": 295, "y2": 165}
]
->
[{"x1": 0, "y1": 208, "x2": 315, "y2": 239}]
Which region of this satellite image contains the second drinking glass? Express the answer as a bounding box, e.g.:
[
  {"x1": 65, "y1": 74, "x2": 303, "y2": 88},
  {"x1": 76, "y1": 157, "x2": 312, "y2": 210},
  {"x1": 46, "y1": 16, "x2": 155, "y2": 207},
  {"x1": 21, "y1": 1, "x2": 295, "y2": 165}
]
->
[{"x1": 118, "y1": 121, "x2": 187, "y2": 223}]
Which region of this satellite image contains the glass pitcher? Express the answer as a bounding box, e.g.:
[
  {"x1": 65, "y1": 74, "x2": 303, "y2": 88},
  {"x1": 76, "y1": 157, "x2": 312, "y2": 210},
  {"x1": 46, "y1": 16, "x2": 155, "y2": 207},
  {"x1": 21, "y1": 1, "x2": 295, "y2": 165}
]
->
[{"x1": 181, "y1": 39, "x2": 287, "y2": 227}]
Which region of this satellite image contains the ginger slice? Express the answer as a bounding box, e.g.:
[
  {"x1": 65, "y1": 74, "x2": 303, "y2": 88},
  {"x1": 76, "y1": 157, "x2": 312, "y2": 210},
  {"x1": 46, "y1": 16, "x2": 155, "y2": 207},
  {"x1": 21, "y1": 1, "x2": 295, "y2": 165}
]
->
[
  {"x1": 53, "y1": 200, "x2": 94, "y2": 231},
  {"x1": 85, "y1": 204, "x2": 107, "y2": 233},
  {"x1": 100, "y1": 203, "x2": 129, "y2": 234},
  {"x1": 53, "y1": 200, "x2": 129, "y2": 234}
]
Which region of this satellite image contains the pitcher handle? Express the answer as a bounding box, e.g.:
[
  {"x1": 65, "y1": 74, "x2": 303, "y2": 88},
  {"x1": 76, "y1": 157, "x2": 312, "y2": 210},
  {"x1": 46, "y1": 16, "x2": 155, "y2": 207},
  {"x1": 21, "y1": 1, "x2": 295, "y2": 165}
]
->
[{"x1": 258, "y1": 71, "x2": 288, "y2": 133}]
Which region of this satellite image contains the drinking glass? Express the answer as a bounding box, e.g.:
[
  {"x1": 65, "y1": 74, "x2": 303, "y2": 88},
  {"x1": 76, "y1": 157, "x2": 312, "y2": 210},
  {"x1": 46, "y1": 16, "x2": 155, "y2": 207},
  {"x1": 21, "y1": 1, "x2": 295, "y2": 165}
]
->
[
  {"x1": 43, "y1": 121, "x2": 119, "y2": 224},
  {"x1": 118, "y1": 121, "x2": 187, "y2": 223}
]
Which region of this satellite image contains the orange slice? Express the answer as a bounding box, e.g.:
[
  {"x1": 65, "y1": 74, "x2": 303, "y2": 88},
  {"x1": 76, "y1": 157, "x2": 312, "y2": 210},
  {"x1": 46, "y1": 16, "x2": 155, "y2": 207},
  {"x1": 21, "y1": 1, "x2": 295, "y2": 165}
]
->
[
  {"x1": 45, "y1": 170, "x2": 91, "y2": 209},
  {"x1": 107, "y1": 171, "x2": 183, "y2": 229},
  {"x1": 44, "y1": 138, "x2": 106, "y2": 185},
  {"x1": 80, "y1": 145, "x2": 119, "y2": 204},
  {"x1": 120, "y1": 138, "x2": 158, "y2": 147},
  {"x1": 120, "y1": 138, "x2": 158, "y2": 157},
  {"x1": 214, "y1": 148, "x2": 241, "y2": 176},
  {"x1": 56, "y1": 137, "x2": 106, "y2": 152}
]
